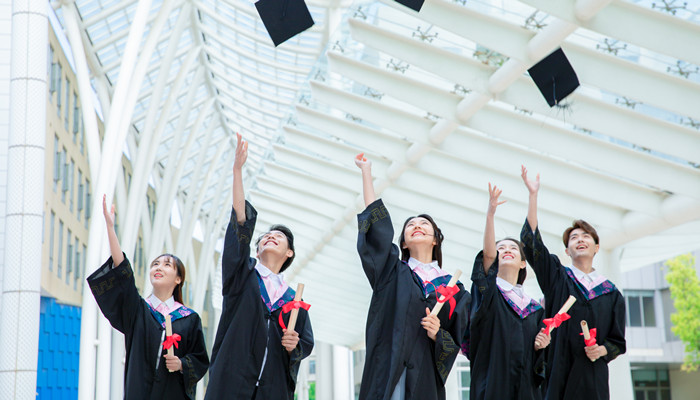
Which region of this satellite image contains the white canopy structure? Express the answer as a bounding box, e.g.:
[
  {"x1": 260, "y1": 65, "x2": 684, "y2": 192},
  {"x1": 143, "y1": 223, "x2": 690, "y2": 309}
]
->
[{"x1": 38, "y1": 0, "x2": 700, "y2": 397}]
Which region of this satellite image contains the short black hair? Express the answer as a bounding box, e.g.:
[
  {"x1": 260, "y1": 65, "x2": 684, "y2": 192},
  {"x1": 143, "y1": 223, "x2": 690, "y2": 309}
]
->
[{"x1": 255, "y1": 224, "x2": 295, "y2": 272}]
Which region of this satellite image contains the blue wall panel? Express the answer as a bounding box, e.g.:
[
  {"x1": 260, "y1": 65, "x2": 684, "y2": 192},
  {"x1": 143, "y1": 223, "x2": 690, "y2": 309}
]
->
[{"x1": 37, "y1": 297, "x2": 81, "y2": 399}]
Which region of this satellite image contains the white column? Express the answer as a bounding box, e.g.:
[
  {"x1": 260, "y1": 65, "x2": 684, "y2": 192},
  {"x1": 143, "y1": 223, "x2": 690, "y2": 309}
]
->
[
  {"x1": 315, "y1": 342, "x2": 334, "y2": 400},
  {"x1": 0, "y1": 0, "x2": 13, "y2": 313},
  {"x1": 0, "y1": 0, "x2": 47, "y2": 397},
  {"x1": 599, "y1": 248, "x2": 634, "y2": 400},
  {"x1": 332, "y1": 345, "x2": 353, "y2": 400}
]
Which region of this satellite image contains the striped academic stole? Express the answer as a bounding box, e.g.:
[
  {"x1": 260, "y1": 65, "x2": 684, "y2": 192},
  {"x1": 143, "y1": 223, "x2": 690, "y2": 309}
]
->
[
  {"x1": 256, "y1": 271, "x2": 296, "y2": 312},
  {"x1": 497, "y1": 287, "x2": 542, "y2": 319},
  {"x1": 147, "y1": 303, "x2": 195, "y2": 329},
  {"x1": 565, "y1": 268, "x2": 617, "y2": 300}
]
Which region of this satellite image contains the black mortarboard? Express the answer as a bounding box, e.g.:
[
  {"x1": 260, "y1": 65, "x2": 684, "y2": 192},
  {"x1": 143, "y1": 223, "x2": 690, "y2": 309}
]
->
[
  {"x1": 394, "y1": 0, "x2": 425, "y2": 12},
  {"x1": 255, "y1": 0, "x2": 315, "y2": 47},
  {"x1": 527, "y1": 48, "x2": 580, "y2": 107}
]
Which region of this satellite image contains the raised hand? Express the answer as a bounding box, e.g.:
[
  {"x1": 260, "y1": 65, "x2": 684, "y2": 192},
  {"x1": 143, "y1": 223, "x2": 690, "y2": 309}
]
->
[
  {"x1": 102, "y1": 194, "x2": 124, "y2": 265},
  {"x1": 521, "y1": 165, "x2": 540, "y2": 195},
  {"x1": 354, "y1": 152, "x2": 371, "y2": 170},
  {"x1": 102, "y1": 194, "x2": 115, "y2": 229},
  {"x1": 233, "y1": 133, "x2": 248, "y2": 172},
  {"x1": 487, "y1": 183, "x2": 506, "y2": 216}
]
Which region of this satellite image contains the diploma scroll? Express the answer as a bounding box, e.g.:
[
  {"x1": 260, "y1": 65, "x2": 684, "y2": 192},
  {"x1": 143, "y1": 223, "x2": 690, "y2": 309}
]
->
[
  {"x1": 165, "y1": 315, "x2": 174, "y2": 372},
  {"x1": 430, "y1": 269, "x2": 462, "y2": 316},
  {"x1": 287, "y1": 283, "x2": 304, "y2": 332}
]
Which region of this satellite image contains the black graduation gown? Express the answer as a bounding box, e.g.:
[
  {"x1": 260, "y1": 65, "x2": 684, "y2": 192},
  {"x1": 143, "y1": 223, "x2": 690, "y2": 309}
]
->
[
  {"x1": 520, "y1": 221, "x2": 626, "y2": 400},
  {"x1": 87, "y1": 256, "x2": 209, "y2": 400},
  {"x1": 469, "y1": 251, "x2": 546, "y2": 400},
  {"x1": 206, "y1": 202, "x2": 314, "y2": 400},
  {"x1": 357, "y1": 199, "x2": 470, "y2": 400}
]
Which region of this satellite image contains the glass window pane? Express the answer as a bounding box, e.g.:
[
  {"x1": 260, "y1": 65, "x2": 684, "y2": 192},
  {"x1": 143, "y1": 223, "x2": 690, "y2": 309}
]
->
[
  {"x1": 661, "y1": 389, "x2": 671, "y2": 400},
  {"x1": 643, "y1": 296, "x2": 656, "y2": 327},
  {"x1": 628, "y1": 296, "x2": 642, "y2": 327},
  {"x1": 648, "y1": 391, "x2": 657, "y2": 400},
  {"x1": 635, "y1": 391, "x2": 645, "y2": 400}
]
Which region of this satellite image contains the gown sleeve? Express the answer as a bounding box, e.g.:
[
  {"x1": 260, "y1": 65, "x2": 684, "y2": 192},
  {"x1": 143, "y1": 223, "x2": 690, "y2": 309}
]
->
[
  {"x1": 520, "y1": 219, "x2": 565, "y2": 297},
  {"x1": 181, "y1": 314, "x2": 210, "y2": 400},
  {"x1": 357, "y1": 199, "x2": 401, "y2": 291},
  {"x1": 87, "y1": 255, "x2": 142, "y2": 336},
  {"x1": 470, "y1": 250, "x2": 499, "y2": 324},
  {"x1": 222, "y1": 201, "x2": 258, "y2": 297},
  {"x1": 601, "y1": 291, "x2": 626, "y2": 363}
]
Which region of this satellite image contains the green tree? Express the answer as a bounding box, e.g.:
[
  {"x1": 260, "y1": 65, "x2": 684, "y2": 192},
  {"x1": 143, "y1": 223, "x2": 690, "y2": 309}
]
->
[{"x1": 665, "y1": 253, "x2": 700, "y2": 372}]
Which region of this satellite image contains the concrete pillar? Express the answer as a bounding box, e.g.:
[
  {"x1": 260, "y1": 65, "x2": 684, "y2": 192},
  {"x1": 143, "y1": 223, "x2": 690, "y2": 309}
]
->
[
  {"x1": 0, "y1": 0, "x2": 47, "y2": 397},
  {"x1": 599, "y1": 248, "x2": 634, "y2": 400},
  {"x1": 315, "y1": 342, "x2": 334, "y2": 400},
  {"x1": 332, "y1": 345, "x2": 353, "y2": 400}
]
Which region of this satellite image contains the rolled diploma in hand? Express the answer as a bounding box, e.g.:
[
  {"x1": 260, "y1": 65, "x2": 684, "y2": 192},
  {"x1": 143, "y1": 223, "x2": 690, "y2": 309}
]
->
[
  {"x1": 581, "y1": 320, "x2": 591, "y2": 341},
  {"x1": 430, "y1": 269, "x2": 462, "y2": 316},
  {"x1": 287, "y1": 283, "x2": 305, "y2": 332},
  {"x1": 165, "y1": 314, "x2": 175, "y2": 372},
  {"x1": 547, "y1": 295, "x2": 576, "y2": 334}
]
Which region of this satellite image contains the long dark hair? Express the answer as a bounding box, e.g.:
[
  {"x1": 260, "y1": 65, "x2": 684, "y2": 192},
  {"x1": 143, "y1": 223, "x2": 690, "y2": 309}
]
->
[
  {"x1": 496, "y1": 237, "x2": 527, "y2": 285},
  {"x1": 398, "y1": 214, "x2": 444, "y2": 267},
  {"x1": 152, "y1": 253, "x2": 186, "y2": 304}
]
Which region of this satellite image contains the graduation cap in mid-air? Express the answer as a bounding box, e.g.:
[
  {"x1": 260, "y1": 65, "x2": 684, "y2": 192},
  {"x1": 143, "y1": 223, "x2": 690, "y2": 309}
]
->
[
  {"x1": 255, "y1": 0, "x2": 315, "y2": 47},
  {"x1": 527, "y1": 48, "x2": 580, "y2": 107},
  {"x1": 394, "y1": 0, "x2": 425, "y2": 12}
]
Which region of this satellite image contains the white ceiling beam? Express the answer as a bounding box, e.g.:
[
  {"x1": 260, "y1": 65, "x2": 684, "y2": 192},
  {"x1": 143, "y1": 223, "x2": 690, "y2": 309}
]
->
[
  {"x1": 263, "y1": 162, "x2": 358, "y2": 206},
  {"x1": 520, "y1": 0, "x2": 700, "y2": 66}
]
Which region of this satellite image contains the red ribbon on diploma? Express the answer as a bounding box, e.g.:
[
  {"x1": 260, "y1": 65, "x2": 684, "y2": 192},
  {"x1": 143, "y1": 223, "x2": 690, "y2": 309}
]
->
[
  {"x1": 279, "y1": 300, "x2": 311, "y2": 330},
  {"x1": 543, "y1": 313, "x2": 571, "y2": 335},
  {"x1": 580, "y1": 328, "x2": 597, "y2": 346},
  {"x1": 436, "y1": 285, "x2": 459, "y2": 319},
  {"x1": 163, "y1": 333, "x2": 181, "y2": 350}
]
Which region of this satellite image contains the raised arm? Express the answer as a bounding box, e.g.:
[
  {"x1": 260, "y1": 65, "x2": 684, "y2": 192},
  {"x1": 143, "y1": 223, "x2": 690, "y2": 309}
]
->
[
  {"x1": 233, "y1": 133, "x2": 248, "y2": 225},
  {"x1": 355, "y1": 153, "x2": 376, "y2": 208},
  {"x1": 483, "y1": 183, "x2": 506, "y2": 271},
  {"x1": 521, "y1": 165, "x2": 540, "y2": 232},
  {"x1": 103, "y1": 194, "x2": 124, "y2": 266}
]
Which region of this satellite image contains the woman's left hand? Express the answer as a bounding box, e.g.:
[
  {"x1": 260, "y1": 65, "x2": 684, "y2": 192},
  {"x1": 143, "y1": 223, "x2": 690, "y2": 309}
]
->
[
  {"x1": 534, "y1": 328, "x2": 551, "y2": 351},
  {"x1": 421, "y1": 307, "x2": 440, "y2": 341},
  {"x1": 163, "y1": 354, "x2": 182, "y2": 372}
]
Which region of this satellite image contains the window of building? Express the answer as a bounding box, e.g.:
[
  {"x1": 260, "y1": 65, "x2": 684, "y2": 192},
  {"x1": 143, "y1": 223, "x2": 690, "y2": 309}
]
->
[
  {"x1": 69, "y1": 159, "x2": 75, "y2": 212},
  {"x1": 61, "y1": 147, "x2": 68, "y2": 202},
  {"x1": 55, "y1": 64, "x2": 63, "y2": 114},
  {"x1": 73, "y1": 236, "x2": 79, "y2": 289},
  {"x1": 64, "y1": 78, "x2": 71, "y2": 130},
  {"x1": 53, "y1": 135, "x2": 60, "y2": 191},
  {"x1": 58, "y1": 220, "x2": 63, "y2": 278},
  {"x1": 85, "y1": 180, "x2": 91, "y2": 229},
  {"x1": 73, "y1": 93, "x2": 80, "y2": 137},
  {"x1": 632, "y1": 368, "x2": 671, "y2": 400},
  {"x1": 626, "y1": 290, "x2": 656, "y2": 327},
  {"x1": 77, "y1": 170, "x2": 83, "y2": 221},
  {"x1": 66, "y1": 229, "x2": 72, "y2": 284},
  {"x1": 48, "y1": 45, "x2": 55, "y2": 96},
  {"x1": 49, "y1": 211, "x2": 55, "y2": 271},
  {"x1": 455, "y1": 359, "x2": 470, "y2": 400},
  {"x1": 81, "y1": 244, "x2": 87, "y2": 291}
]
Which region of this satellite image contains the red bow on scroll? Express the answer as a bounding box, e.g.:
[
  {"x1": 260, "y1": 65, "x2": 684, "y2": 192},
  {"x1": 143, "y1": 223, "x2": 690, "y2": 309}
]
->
[
  {"x1": 163, "y1": 333, "x2": 181, "y2": 350},
  {"x1": 436, "y1": 285, "x2": 460, "y2": 319},
  {"x1": 279, "y1": 300, "x2": 311, "y2": 330},
  {"x1": 543, "y1": 313, "x2": 571, "y2": 335}
]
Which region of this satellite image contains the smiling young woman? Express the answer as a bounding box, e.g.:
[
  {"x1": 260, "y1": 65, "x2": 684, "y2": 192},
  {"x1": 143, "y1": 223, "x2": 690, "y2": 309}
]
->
[
  {"x1": 353, "y1": 154, "x2": 470, "y2": 400},
  {"x1": 86, "y1": 195, "x2": 209, "y2": 399}
]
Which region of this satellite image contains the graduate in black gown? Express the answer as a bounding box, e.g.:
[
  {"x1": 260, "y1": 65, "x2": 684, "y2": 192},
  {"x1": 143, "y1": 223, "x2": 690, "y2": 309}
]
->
[
  {"x1": 469, "y1": 183, "x2": 550, "y2": 400},
  {"x1": 87, "y1": 195, "x2": 209, "y2": 400},
  {"x1": 519, "y1": 166, "x2": 626, "y2": 400},
  {"x1": 206, "y1": 134, "x2": 314, "y2": 400},
  {"x1": 354, "y1": 154, "x2": 470, "y2": 400}
]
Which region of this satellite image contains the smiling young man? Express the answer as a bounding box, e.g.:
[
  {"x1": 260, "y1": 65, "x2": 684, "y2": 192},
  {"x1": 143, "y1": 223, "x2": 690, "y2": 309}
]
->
[
  {"x1": 205, "y1": 134, "x2": 313, "y2": 400},
  {"x1": 519, "y1": 166, "x2": 626, "y2": 400}
]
